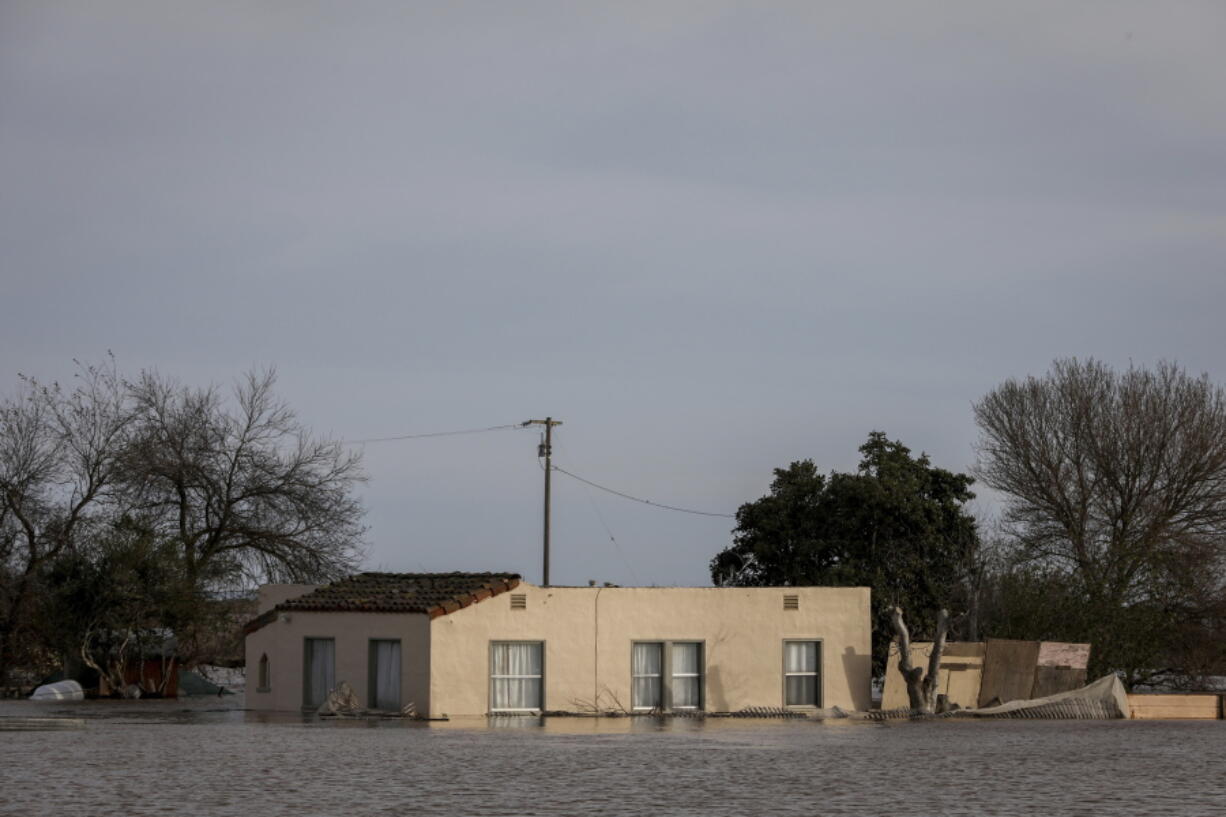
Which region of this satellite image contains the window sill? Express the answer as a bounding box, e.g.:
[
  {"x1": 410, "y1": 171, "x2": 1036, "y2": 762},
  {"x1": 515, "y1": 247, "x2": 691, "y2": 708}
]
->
[{"x1": 256, "y1": 687, "x2": 271, "y2": 693}]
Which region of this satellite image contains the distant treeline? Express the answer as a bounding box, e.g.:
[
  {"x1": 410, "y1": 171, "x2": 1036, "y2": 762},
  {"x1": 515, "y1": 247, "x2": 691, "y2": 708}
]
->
[
  {"x1": 712, "y1": 359, "x2": 1226, "y2": 688},
  {"x1": 0, "y1": 360, "x2": 365, "y2": 693}
]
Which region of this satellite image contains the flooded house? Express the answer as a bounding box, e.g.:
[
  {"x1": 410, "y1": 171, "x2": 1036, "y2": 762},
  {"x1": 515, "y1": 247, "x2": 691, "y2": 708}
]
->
[{"x1": 243, "y1": 572, "x2": 872, "y2": 716}]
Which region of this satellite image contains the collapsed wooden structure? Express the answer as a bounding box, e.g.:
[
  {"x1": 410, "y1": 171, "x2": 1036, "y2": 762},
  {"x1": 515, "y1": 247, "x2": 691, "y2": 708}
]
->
[{"x1": 882, "y1": 637, "x2": 1091, "y2": 711}]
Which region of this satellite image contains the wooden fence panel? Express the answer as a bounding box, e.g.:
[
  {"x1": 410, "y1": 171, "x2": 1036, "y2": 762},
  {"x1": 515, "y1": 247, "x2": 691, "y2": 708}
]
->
[
  {"x1": 1128, "y1": 694, "x2": 1222, "y2": 720},
  {"x1": 978, "y1": 639, "x2": 1041, "y2": 707}
]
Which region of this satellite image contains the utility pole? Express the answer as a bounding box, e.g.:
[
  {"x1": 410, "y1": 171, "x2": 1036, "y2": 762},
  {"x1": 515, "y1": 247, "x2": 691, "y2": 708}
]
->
[{"x1": 524, "y1": 417, "x2": 562, "y2": 586}]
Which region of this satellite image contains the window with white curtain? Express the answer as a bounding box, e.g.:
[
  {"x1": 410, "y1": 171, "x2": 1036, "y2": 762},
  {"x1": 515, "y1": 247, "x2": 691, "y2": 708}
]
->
[
  {"x1": 303, "y1": 638, "x2": 335, "y2": 709},
  {"x1": 784, "y1": 640, "x2": 821, "y2": 707},
  {"x1": 632, "y1": 641, "x2": 704, "y2": 711},
  {"x1": 369, "y1": 640, "x2": 401, "y2": 711},
  {"x1": 631, "y1": 642, "x2": 663, "y2": 710},
  {"x1": 490, "y1": 641, "x2": 543, "y2": 712},
  {"x1": 670, "y1": 642, "x2": 703, "y2": 710}
]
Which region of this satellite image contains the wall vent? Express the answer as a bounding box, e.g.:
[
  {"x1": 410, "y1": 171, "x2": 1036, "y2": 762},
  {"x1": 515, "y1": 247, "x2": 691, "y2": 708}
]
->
[
  {"x1": 783, "y1": 594, "x2": 799, "y2": 610},
  {"x1": 510, "y1": 593, "x2": 527, "y2": 610}
]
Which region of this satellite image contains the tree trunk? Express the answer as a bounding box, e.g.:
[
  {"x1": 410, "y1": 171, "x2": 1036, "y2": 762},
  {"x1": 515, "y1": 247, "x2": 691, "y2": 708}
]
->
[
  {"x1": 891, "y1": 606, "x2": 950, "y2": 715},
  {"x1": 80, "y1": 627, "x2": 135, "y2": 697}
]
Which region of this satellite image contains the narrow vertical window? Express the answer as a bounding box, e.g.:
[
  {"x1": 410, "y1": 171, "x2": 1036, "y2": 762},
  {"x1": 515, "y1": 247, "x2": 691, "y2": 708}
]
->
[
  {"x1": 369, "y1": 640, "x2": 402, "y2": 711},
  {"x1": 784, "y1": 641, "x2": 820, "y2": 707},
  {"x1": 631, "y1": 642, "x2": 663, "y2": 710},
  {"x1": 303, "y1": 638, "x2": 335, "y2": 709},
  {"x1": 670, "y1": 642, "x2": 703, "y2": 710},
  {"x1": 490, "y1": 641, "x2": 543, "y2": 712},
  {"x1": 257, "y1": 653, "x2": 270, "y2": 691}
]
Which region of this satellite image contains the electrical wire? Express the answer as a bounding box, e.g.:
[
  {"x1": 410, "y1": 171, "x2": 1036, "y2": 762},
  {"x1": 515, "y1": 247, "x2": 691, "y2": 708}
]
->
[
  {"x1": 550, "y1": 464, "x2": 735, "y2": 518},
  {"x1": 340, "y1": 420, "x2": 734, "y2": 519},
  {"x1": 585, "y1": 491, "x2": 642, "y2": 586},
  {"x1": 538, "y1": 457, "x2": 642, "y2": 582},
  {"x1": 342, "y1": 422, "x2": 530, "y2": 445}
]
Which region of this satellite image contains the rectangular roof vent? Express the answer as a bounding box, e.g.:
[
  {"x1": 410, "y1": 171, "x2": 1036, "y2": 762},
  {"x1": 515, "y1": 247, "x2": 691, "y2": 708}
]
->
[
  {"x1": 783, "y1": 594, "x2": 799, "y2": 610},
  {"x1": 510, "y1": 593, "x2": 527, "y2": 610}
]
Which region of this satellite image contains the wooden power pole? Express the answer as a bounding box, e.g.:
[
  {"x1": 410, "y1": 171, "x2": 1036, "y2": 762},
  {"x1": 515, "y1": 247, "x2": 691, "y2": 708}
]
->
[{"x1": 525, "y1": 417, "x2": 562, "y2": 586}]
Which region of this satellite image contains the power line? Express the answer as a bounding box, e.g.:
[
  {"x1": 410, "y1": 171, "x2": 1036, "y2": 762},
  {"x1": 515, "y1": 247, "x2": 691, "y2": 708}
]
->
[
  {"x1": 342, "y1": 422, "x2": 529, "y2": 445},
  {"x1": 584, "y1": 490, "x2": 642, "y2": 586},
  {"x1": 551, "y1": 464, "x2": 735, "y2": 518},
  {"x1": 340, "y1": 421, "x2": 735, "y2": 519}
]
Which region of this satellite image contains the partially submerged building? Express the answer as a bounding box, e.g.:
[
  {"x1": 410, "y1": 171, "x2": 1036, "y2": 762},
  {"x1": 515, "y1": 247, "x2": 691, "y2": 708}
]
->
[{"x1": 244, "y1": 572, "x2": 872, "y2": 716}]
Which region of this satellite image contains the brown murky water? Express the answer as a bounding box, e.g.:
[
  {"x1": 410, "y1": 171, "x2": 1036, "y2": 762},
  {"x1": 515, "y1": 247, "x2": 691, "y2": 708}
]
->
[{"x1": 2, "y1": 696, "x2": 1223, "y2": 816}]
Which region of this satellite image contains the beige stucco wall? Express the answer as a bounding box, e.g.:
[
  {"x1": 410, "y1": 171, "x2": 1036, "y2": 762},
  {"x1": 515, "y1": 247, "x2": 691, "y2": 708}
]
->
[
  {"x1": 428, "y1": 583, "x2": 871, "y2": 718},
  {"x1": 244, "y1": 607, "x2": 431, "y2": 712},
  {"x1": 881, "y1": 641, "x2": 985, "y2": 710}
]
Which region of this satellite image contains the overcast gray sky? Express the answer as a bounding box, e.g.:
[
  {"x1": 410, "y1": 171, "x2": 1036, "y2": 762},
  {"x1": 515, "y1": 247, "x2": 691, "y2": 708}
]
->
[{"x1": 3, "y1": 1, "x2": 1224, "y2": 587}]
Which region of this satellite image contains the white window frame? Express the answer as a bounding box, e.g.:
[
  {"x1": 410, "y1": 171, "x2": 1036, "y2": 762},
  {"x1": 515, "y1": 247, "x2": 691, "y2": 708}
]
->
[
  {"x1": 783, "y1": 639, "x2": 822, "y2": 709},
  {"x1": 631, "y1": 640, "x2": 705, "y2": 712},
  {"x1": 489, "y1": 640, "x2": 544, "y2": 713},
  {"x1": 669, "y1": 641, "x2": 703, "y2": 711},
  {"x1": 631, "y1": 641, "x2": 664, "y2": 711}
]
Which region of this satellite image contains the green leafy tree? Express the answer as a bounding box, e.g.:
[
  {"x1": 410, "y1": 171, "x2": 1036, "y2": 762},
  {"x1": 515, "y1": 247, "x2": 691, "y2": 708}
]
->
[
  {"x1": 39, "y1": 518, "x2": 200, "y2": 695},
  {"x1": 710, "y1": 432, "x2": 980, "y2": 675}
]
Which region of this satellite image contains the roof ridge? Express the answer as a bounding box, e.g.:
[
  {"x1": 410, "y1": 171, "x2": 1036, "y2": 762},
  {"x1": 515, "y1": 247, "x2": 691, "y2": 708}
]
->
[
  {"x1": 353, "y1": 570, "x2": 521, "y2": 577},
  {"x1": 244, "y1": 572, "x2": 522, "y2": 632}
]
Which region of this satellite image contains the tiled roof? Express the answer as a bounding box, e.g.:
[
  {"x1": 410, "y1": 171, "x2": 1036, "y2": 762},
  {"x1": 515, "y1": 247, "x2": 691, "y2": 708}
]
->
[
  {"x1": 244, "y1": 571, "x2": 520, "y2": 634},
  {"x1": 281, "y1": 570, "x2": 517, "y2": 615}
]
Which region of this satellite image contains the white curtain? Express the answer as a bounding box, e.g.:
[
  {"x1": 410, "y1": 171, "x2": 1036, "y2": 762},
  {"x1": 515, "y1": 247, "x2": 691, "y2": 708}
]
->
[
  {"x1": 632, "y1": 642, "x2": 663, "y2": 709},
  {"x1": 785, "y1": 641, "x2": 817, "y2": 672},
  {"x1": 671, "y1": 642, "x2": 701, "y2": 708},
  {"x1": 372, "y1": 640, "x2": 401, "y2": 710},
  {"x1": 306, "y1": 638, "x2": 335, "y2": 708},
  {"x1": 491, "y1": 642, "x2": 542, "y2": 710},
  {"x1": 785, "y1": 641, "x2": 818, "y2": 706}
]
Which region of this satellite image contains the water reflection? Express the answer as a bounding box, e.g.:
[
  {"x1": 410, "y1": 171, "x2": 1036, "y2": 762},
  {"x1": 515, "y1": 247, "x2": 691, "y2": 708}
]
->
[{"x1": 486, "y1": 714, "x2": 545, "y2": 729}]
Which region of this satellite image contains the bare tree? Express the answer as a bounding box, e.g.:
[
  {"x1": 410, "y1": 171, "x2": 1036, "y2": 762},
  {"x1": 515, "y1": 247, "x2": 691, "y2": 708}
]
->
[
  {"x1": 973, "y1": 358, "x2": 1226, "y2": 680},
  {"x1": 1, "y1": 361, "x2": 366, "y2": 686},
  {"x1": 123, "y1": 368, "x2": 366, "y2": 588},
  {"x1": 891, "y1": 606, "x2": 949, "y2": 714},
  {"x1": 0, "y1": 361, "x2": 132, "y2": 685}
]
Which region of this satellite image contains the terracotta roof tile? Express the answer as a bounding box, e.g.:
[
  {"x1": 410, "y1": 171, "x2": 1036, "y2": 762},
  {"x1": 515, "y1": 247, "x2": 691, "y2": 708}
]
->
[{"x1": 273, "y1": 571, "x2": 521, "y2": 617}]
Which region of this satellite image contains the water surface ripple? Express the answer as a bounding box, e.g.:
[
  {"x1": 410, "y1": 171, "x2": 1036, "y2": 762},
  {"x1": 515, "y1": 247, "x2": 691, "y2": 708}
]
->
[{"x1": 2, "y1": 697, "x2": 1223, "y2": 816}]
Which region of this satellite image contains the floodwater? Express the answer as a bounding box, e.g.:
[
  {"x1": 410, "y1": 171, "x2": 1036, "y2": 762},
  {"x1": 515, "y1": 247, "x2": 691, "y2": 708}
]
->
[{"x1": 1, "y1": 696, "x2": 1223, "y2": 816}]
